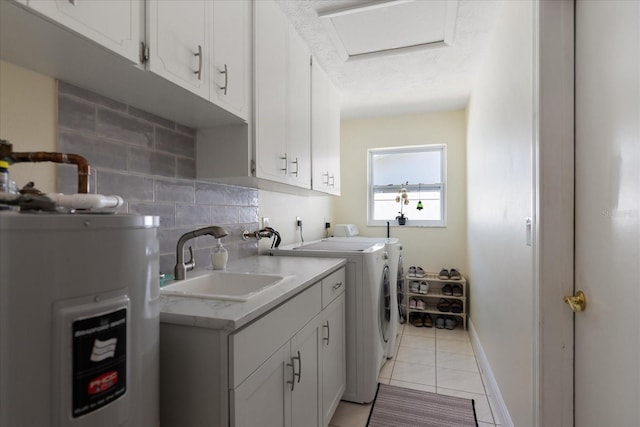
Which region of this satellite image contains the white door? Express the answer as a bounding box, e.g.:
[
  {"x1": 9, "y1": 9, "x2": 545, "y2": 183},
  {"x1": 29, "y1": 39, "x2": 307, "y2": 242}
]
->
[{"x1": 574, "y1": 2, "x2": 640, "y2": 425}]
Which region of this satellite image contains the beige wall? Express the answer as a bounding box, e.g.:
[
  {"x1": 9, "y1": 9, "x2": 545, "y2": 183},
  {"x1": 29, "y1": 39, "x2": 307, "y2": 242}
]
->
[
  {"x1": 466, "y1": 2, "x2": 534, "y2": 425},
  {"x1": 0, "y1": 60, "x2": 57, "y2": 193},
  {"x1": 257, "y1": 190, "x2": 333, "y2": 251},
  {"x1": 336, "y1": 111, "x2": 468, "y2": 274}
]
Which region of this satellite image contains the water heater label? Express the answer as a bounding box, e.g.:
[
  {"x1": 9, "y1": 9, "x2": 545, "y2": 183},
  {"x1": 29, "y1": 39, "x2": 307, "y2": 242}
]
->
[{"x1": 72, "y1": 308, "x2": 127, "y2": 418}]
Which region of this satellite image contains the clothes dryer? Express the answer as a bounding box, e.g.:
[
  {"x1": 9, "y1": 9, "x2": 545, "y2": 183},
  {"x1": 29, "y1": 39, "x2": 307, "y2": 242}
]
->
[{"x1": 269, "y1": 240, "x2": 389, "y2": 404}]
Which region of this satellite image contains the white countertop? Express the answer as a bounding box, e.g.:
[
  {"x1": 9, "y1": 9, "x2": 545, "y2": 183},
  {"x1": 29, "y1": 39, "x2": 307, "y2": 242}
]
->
[{"x1": 159, "y1": 255, "x2": 346, "y2": 331}]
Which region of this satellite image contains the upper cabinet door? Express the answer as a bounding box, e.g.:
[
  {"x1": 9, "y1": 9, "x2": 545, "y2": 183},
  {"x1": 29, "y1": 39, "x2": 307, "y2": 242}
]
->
[
  {"x1": 311, "y1": 61, "x2": 341, "y2": 195},
  {"x1": 146, "y1": 0, "x2": 209, "y2": 99},
  {"x1": 254, "y1": 0, "x2": 289, "y2": 184},
  {"x1": 286, "y1": 28, "x2": 312, "y2": 189},
  {"x1": 210, "y1": 0, "x2": 250, "y2": 121},
  {"x1": 27, "y1": 0, "x2": 142, "y2": 64}
]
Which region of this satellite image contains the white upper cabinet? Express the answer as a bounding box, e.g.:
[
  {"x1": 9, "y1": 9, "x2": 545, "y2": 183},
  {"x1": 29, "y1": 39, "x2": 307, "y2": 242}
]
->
[
  {"x1": 27, "y1": 0, "x2": 142, "y2": 64},
  {"x1": 146, "y1": 0, "x2": 210, "y2": 99},
  {"x1": 312, "y1": 61, "x2": 341, "y2": 195},
  {"x1": 254, "y1": 0, "x2": 311, "y2": 189},
  {"x1": 210, "y1": 0, "x2": 250, "y2": 121}
]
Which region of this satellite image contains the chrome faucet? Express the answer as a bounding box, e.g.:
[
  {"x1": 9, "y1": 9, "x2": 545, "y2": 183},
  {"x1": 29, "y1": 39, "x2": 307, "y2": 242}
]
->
[
  {"x1": 242, "y1": 227, "x2": 281, "y2": 248},
  {"x1": 174, "y1": 226, "x2": 228, "y2": 280}
]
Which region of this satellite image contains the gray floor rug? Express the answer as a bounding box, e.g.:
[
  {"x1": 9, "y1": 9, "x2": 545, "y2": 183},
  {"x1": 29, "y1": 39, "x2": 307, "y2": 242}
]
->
[{"x1": 366, "y1": 383, "x2": 478, "y2": 427}]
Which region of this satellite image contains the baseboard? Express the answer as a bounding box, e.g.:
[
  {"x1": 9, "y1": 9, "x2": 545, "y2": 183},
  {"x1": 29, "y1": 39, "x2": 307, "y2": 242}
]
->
[{"x1": 469, "y1": 318, "x2": 514, "y2": 427}]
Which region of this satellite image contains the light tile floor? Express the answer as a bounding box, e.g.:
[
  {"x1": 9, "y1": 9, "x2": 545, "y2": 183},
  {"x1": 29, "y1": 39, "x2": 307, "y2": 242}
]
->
[{"x1": 329, "y1": 322, "x2": 502, "y2": 427}]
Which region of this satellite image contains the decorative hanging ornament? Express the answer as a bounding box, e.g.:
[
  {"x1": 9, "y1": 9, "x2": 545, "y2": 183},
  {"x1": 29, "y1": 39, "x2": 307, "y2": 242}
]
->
[{"x1": 416, "y1": 183, "x2": 424, "y2": 210}]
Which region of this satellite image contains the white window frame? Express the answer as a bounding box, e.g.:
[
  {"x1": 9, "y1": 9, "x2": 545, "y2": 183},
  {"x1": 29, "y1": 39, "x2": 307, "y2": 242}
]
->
[{"x1": 367, "y1": 145, "x2": 447, "y2": 227}]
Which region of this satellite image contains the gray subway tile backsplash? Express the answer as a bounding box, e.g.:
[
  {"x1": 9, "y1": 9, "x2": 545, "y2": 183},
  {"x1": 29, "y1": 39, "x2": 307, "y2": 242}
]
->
[
  {"x1": 96, "y1": 109, "x2": 154, "y2": 148},
  {"x1": 59, "y1": 80, "x2": 128, "y2": 112},
  {"x1": 176, "y1": 204, "x2": 212, "y2": 227},
  {"x1": 155, "y1": 126, "x2": 196, "y2": 158},
  {"x1": 130, "y1": 147, "x2": 176, "y2": 177},
  {"x1": 97, "y1": 170, "x2": 155, "y2": 202},
  {"x1": 57, "y1": 82, "x2": 259, "y2": 275},
  {"x1": 59, "y1": 132, "x2": 128, "y2": 171},
  {"x1": 58, "y1": 96, "x2": 96, "y2": 133}
]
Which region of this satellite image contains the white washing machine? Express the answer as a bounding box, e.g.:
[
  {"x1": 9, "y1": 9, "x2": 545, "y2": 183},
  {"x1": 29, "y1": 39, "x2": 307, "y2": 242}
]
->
[
  {"x1": 332, "y1": 224, "x2": 403, "y2": 359},
  {"x1": 269, "y1": 240, "x2": 390, "y2": 404}
]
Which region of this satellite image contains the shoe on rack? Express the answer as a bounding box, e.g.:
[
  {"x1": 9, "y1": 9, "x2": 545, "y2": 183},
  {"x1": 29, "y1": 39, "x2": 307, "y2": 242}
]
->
[
  {"x1": 409, "y1": 298, "x2": 417, "y2": 309},
  {"x1": 408, "y1": 266, "x2": 417, "y2": 277},
  {"x1": 416, "y1": 299, "x2": 426, "y2": 310},
  {"x1": 451, "y1": 300, "x2": 463, "y2": 313},
  {"x1": 438, "y1": 269, "x2": 450, "y2": 280},
  {"x1": 423, "y1": 313, "x2": 434, "y2": 328},
  {"x1": 442, "y1": 284, "x2": 453, "y2": 296},
  {"x1": 437, "y1": 298, "x2": 451, "y2": 312},
  {"x1": 415, "y1": 266, "x2": 426, "y2": 278},
  {"x1": 435, "y1": 316, "x2": 445, "y2": 329},
  {"x1": 445, "y1": 316, "x2": 457, "y2": 330},
  {"x1": 449, "y1": 269, "x2": 462, "y2": 280},
  {"x1": 418, "y1": 281, "x2": 429, "y2": 294},
  {"x1": 409, "y1": 281, "x2": 420, "y2": 293},
  {"x1": 410, "y1": 313, "x2": 424, "y2": 327},
  {"x1": 452, "y1": 284, "x2": 463, "y2": 297}
]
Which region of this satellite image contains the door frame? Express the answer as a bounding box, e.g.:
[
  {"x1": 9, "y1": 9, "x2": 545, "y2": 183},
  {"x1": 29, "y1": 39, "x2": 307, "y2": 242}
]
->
[{"x1": 535, "y1": 1, "x2": 575, "y2": 426}]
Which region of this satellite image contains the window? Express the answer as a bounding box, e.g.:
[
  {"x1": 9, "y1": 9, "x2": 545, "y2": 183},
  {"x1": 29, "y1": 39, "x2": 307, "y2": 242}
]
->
[{"x1": 368, "y1": 145, "x2": 446, "y2": 227}]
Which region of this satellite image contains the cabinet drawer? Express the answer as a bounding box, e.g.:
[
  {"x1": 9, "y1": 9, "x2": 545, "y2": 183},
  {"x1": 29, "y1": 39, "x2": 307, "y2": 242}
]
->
[
  {"x1": 321, "y1": 268, "x2": 345, "y2": 309},
  {"x1": 229, "y1": 282, "x2": 321, "y2": 388}
]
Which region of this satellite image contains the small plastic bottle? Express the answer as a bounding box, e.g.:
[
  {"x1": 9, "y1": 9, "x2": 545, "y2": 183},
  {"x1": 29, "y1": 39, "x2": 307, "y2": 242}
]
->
[
  {"x1": 0, "y1": 161, "x2": 9, "y2": 193},
  {"x1": 211, "y1": 238, "x2": 228, "y2": 270}
]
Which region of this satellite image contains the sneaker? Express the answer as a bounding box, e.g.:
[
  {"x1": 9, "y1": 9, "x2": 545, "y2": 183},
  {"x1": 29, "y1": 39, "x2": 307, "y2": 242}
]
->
[
  {"x1": 438, "y1": 269, "x2": 450, "y2": 280},
  {"x1": 452, "y1": 284, "x2": 463, "y2": 297},
  {"x1": 409, "y1": 281, "x2": 420, "y2": 293},
  {"x1": 437, "y1": 298, "x2": 451, "y2": 312},
  {"x1": 451, "y1": 300, "x2": 463, "y2": 313},
  {"x1": 445, "y1": 316, "x2": 457, "y2": 330},
  {"x1": 423, "y1": 313, "x2": 434, "y2": 328},
  {"x1": 435, "y1": 316, "x2": 445, "y2": 329},
  {"x1": 442, "y1": 284, "x2": 453, "y2": 296},
  {"x1": 416, "y1": 299, "x2": 425, "y2": 310},
  {"x1": 415, "y1": 266, "x2": 426, "y2": 278},
  {"x1": 408, "y1": 266, "x2": 417, "y2": 277},
  {"x1": 410, "y1": 313, "x2": 424, "y2": 327},
  {"x1": 449, "y1": 268, "x2": 462, "y2": 280},
  {"x1": 418, "y1": 281, "x2": 429, "y2": 294}
]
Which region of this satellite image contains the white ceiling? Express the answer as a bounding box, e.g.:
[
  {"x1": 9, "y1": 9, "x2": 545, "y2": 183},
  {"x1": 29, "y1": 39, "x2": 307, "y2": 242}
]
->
[{"x1": 276, "y1": 0, "x2": 504, "y2": 119}]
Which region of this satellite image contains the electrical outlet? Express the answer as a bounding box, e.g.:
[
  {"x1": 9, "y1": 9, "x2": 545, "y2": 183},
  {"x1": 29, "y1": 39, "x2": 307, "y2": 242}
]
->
[
  {"x1": 296, "y1": 216, "x2": 301, "y2": 229},
  {"x1": 262, "y1": 217, "x2": 270, "y2": 228}
]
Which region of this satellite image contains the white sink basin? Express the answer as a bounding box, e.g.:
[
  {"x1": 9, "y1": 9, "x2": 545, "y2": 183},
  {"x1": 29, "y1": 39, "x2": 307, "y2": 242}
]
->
[{"x1": 160, "y1": 271, "x2": 285, "y2": 302}]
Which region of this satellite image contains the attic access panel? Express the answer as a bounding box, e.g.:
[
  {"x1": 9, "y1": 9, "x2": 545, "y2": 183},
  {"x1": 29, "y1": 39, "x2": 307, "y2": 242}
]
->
[{"x1": 319, "y1": 0, "x2": 458, "y2": 62}]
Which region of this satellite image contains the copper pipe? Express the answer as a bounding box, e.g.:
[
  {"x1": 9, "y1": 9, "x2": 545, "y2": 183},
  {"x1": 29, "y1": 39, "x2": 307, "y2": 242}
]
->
[{"x1": 10, "y1": 152, "x2": 91, "y2": 194}]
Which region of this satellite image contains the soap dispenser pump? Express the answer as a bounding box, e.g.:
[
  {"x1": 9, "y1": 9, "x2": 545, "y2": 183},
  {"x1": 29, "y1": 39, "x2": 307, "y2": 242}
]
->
[{"x1": 211, "y1": 238, "x2": 228, "y2": 270}]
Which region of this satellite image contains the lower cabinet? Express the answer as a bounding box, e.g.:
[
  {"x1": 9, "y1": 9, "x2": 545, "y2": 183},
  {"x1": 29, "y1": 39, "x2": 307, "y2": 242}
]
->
[
  {"x1": 160, "y1": 267, "x2": 345, "y2": 427},
  {"x1": 232, "y1": 313, "x2": 322, "y2": 427},
  {"x1": 320, "y1": 293, "x2": 346, "y2": 426}
]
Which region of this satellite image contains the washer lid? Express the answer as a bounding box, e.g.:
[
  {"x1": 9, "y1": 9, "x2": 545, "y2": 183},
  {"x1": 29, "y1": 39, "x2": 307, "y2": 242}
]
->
[{"x1": 293, "y1": 240, "x2": 379, "y2": 252}]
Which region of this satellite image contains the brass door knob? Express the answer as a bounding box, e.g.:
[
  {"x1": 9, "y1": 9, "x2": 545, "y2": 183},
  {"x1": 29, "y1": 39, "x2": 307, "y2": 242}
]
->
[{"x1": 564, "y1": 290, "x2": 586, "y2": 312}]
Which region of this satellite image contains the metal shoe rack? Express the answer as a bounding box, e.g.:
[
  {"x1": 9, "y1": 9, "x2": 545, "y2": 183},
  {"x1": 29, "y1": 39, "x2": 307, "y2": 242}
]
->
[{"x1": 404, "y1": 272, "x2": 467, "y2": 330}]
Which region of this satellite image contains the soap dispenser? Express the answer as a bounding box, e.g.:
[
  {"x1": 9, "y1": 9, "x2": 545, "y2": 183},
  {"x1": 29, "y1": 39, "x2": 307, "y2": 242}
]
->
[{"x1": 211, "y1": 238, "x2": 228, "y2": 270}]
